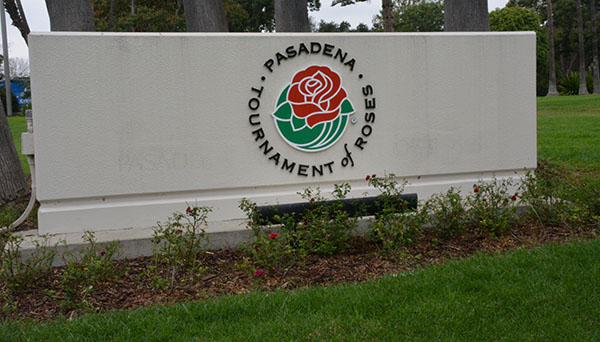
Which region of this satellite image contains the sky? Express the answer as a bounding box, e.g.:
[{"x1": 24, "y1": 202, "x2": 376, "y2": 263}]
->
[{"x1": 2, "y1": 0, "x2": 509, "y2": 61}]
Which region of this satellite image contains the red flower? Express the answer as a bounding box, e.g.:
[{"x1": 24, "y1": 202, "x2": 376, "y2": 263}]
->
[
  {"x1": 310, "y1": 198, "x2": 315, "y2": 202},
  {"x1": 514, "y1": 192, "x2": 519, "y2": 196},
  {"x1": 511, "y1": 195, "x2": 517, "y2": 201},
  {"x1": 269, "y1": 232, "x2": 278, "y2": 239},
  {"x1": 176, "y1": 229, "x2": 183, "y2": 233},
  {"x1": 254, "y1": 269, "x2": 265, "y2": 277},
  {"x1": 365, "y1": 175, "x2": 370, "y2": 181},
  {"x1": 474, "y1": 188, "x2": 480, "y2": 193},
  {"x1": 303, "y1": 221, "x2": 308, "y2": 226},
  {"x1": 372, "y1": 174, "x2": 376, "y2": 178},
  {"x1": 100, "y1": 251, "x2": 106, "y2": 256},
  {"x1": 540, "y1": 165, "x2": 545, "y2": 170},
  {"x1": 287, "y1": 65, "x2": 351, "y2": 128},
  {"x1": 186, "y1": 206, "x2": 192, "y2": 214}
]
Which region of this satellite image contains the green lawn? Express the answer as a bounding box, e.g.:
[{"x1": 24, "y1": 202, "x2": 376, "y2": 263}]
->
[
  {"x1": 6, "y1": 116, "x2": 29, "y2": 175},
  {"x1": 537, "y1": 95, "x2": 600, "y2": 171},
  {"x1": 2, "y1": 239, "x2": 600, "y2": 341}
]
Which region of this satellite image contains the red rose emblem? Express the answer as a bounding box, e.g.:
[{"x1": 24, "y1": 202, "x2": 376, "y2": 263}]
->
[{"x1": 287, "y1": 65, "x2": 350, "y2": 128}]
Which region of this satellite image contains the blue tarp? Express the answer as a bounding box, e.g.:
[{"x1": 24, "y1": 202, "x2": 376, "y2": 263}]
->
[{"x1": 0, "y1": 79, "x2": 31, "y2": 107}]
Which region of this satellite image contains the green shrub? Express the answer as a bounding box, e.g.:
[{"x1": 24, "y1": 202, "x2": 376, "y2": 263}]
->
[
  {"x1": 240, "y1": 183, "x2": 358, "y2": 272},
  {"x1": 0, "y1": 86, "x2": 19, "y2": 115},
  {"x1": 466, "y1": 178, "x2": 518, "y2": 236},
  {"x1": 0, "y1": 232, "x2": 57, "y2": 293},
  {"x1": 147, "y1": 205, "x2": 212, "y2": 287},
  {"x1": 557, "y1": 72, "x2": 593, "y2": 95},
  {"x1": 367, "y1": 174, "x2": 425, "y2": 252},
  {"x1": 426, "y1": 187, "x2": 467, "y2": 239},
  {"x1": 519, "y1": 163, "x2": 592, "y2": 229},
  {"x1": 58, "y1": 231, "x2": 122, "y2": 311}
]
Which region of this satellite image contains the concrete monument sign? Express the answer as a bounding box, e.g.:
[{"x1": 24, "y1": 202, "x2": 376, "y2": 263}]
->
[{"x1": 29, "y1": 32, "x2": 535, "y2": 235}]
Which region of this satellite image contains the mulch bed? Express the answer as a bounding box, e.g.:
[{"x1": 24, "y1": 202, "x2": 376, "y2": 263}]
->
[{"x1": 1, "y1": 218, "x2": 596, "y2": 322}]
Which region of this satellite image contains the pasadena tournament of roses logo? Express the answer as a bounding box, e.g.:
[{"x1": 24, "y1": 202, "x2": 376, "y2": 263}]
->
[
  {"x1": 272, "y1": 65, "x2": 355, "y2": 152},
  {"x1": 247, "y1": 42, "x2": 376, "y2": 177}
]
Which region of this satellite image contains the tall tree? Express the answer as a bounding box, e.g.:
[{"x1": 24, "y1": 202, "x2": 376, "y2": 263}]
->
[
  {"x1": 0, "y1": 1, "x2": 28, "y2": 204},
  {"x1": 183, "y1": 0, "x2": 229, "y2": 31},
  {"x1": 576, "y1": 0, "x2": 589, "y2": 94},
  {"x1": 382, "y1": 0, "x2": 394, "y2": 32},
  {"x1": 546, "y1": 0, "x2": 559, "y2": 96},
  {"x1": 275, "y1": 0, "x2": 309, "y2": 32},
  {"x1": 0, "y1": 96, "x2": 28, "y2": 204},
  {"x1": 107, "y1": 0, "x2": 116, "y2": 31},
  {"x1": 45, "y1": 0, "x2": 96, "y2": 31},
  {"x1": 332, "y1": 0, "x2": 394, "y2": 32},
  {"x1": 4, "y1": 0, "x2": 29, "y2": 44},
  {"x1": 444, "y1": 0, "x2": 490, "y2": 31},
  {"x1": 590, "y1": 0, "x2": 600, "y2": 94}
]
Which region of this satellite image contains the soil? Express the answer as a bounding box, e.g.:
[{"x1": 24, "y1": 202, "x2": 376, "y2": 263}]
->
[{"x1": 1, "y1": 215, "x2": 596, "y2": 322}]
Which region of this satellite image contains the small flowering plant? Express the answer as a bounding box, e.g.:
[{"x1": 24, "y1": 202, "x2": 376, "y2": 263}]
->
[
  {"x1": 239, "y1": 198, "x2": 296, "y2": 272},
  {"x1": 239, "y1": 183, "x2": 357, "y2": 272},
  {"x1": 518, "y1": 163, "x2": 592, "y2": 228},
  {"x1": 366, "y1": 173, "x2": 425, "y2": 252},
  {"x1": 152, "y1": 205, "x2": 212, "y2": 275},
  {"x1": 425, "y1": 187, "x2": 467, "y2": 239},
  {"x1": 466, "y1": 178, "x2": 518, "y2": 236}
]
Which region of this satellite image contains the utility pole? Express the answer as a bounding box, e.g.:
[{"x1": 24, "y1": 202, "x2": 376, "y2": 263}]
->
[{"x1": 0, "y1": 1, "x2": 12, "y2": 115}]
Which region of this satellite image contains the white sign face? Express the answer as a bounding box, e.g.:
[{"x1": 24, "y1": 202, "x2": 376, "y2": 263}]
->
[{"x1": 29, "y1": 32, "x2": 536, "y2": 235}]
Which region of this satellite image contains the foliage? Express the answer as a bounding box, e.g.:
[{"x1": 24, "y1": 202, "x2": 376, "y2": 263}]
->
[
  {"x1": 557, "y1": 71, "x2": 593, "y2": 95},
  {"x1": 0, "y1": 233, "x2": 57, "y2": 293},
  {"x1": 372, "y1": 0, "x2": 443, "y2": 32},
  {"x1": 425, "y1": 187, "x2": 467, "y2": 239},
  {"x1": 149, "y1": 205, "x2": 211, "y2": 285},
  {"x1": 0, "y1": 86, "x2": 19, "y2": 115},
  {"x1": 239, "y1": 198, "x2": 298, "y2": 272},
  {"x1": 317, "y1": 20, "x2": 352, "y2": 32},
  {"x1": 240, "y1": 184, "x2": 358, "y2": 272},
  {"x1": 489, "y1": 6, "x2": 549, "y2": 96},
  {"x1": 93, "y1": 0, "x2": 320, "y2": 33},
  {"x1": 394, "y1": 0, "x2": 443, "y2": 32},
  {"x1": 519, "y1": 162, "x2": 594, "y2": 228},
  {"x1": 466, "y1": 178, "x2": 519, "y2": 236},
  {"x1": 58, "y1": 231, "x2": 122, "y2": 311},
  {"x1": 315, "y1": 20, "x2": 371, "y2": 33},
  {"x1": 367, "y1": 174, "x2": 425, "y2": 252},
  {"x1": 93, "y1": 0, "x2": 185, "y2": 32}
]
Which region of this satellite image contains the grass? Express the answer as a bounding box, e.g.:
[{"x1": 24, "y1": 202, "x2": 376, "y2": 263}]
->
[
  {"x1": 537, "y1": 95, "x2": 600, "y2": 171},
  {"x1": 2, "y1": 239, "x2": 600, "y2": 341},
  {"x1": 6, "y1": 116, "x2": 29, "y2": 175}
]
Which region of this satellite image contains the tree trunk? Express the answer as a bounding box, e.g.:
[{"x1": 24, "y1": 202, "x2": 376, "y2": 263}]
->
[
  {"x1": 275, "y1": 0, "x2": 309, "y2": 32},
  {"x1": 590, "y1": 0, "x2": 600, "y2": 94},
  {"x1": 183, "y1": 0, "x2": 229, "y2": 32},
  {"x1": 0, "y1": 98, "x2": 28, "y2": 204},
  {"x1": 576, "y1": 0, "x2": 589, "y2": 94},
  {"x1": 4, "y1": 0, "x2": 30, "y2": 44},
  {"x1": 546, "y1": 0, "x2": 559, "y2": 96},
  {"x1": 107, "y1": 0, "x2": 116, "y2": 31},
  {"x1": 45, "y1": 0, "x2": 95, "y2": 31},
  {"x1": 382, "y1": 0, "x2": 394, "y2": 32},
  {"x1": 444, "y1": 0, "x2": 490, "y2": 31}
]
